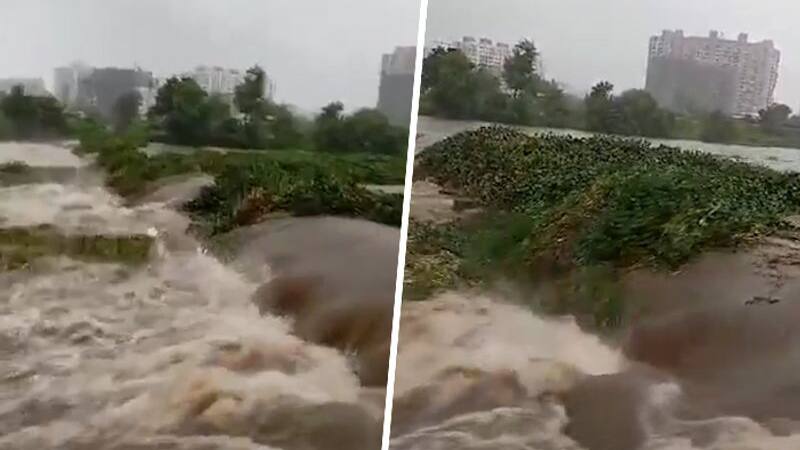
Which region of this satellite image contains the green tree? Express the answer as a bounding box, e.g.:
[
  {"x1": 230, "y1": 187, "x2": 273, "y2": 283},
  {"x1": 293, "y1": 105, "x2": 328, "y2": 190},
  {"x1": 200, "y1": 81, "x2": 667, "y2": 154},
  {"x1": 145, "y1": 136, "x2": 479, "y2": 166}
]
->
[
  {"x1": 503, "y1": 39, "x2": 540, "y2": 98},
  {"x1": 0, "y1": 85, "x2": 67, "y2": 139},
  {"x1": 112, "y1": 91, "x2": 142, "y2": 132},
  {"x1": 234, "y1": 65, "x2": 269, "y2": 117},
  {"x1": 313, "y1": 101, "x2": 347, "y2": 151},
  {"x1": 533, "y1": 80, "x2": 572, "y2": 127},
  {"x1": 148, "y1": 77, "x2": 211, "y2": 145},
  {"x1": 758, "y1": 103, "x2": 792, "y2": 133},
  {"x1": 313, "y1": 103, "x2": 404, "y2": 154},
  {"x1": 341, "y1": 108, "x2": 406, "y2": 154},
  {"x1": 0, "y1": 110, "x2": 10, "y2": 139},
  {"x1": 700, "y1": 111, "x2": 738, "y2": 143},
  {"x1": 270, "y1": 104, "x2": 304, "y2": 148},
  {"x1": 584, "y1": 81, "x2": 616, "y2": 133},
  {"x1": 1, "y1": 85, "x2": 38, "y2": 137},
  {"x1": 234, "y1": 66, "x2": 274, "y2": 148},
  {"x1": 422, "y1": 47, "x2": 455, "y2": 91},
  {"x1": 470, "y1": 69, "x2": 510, "y2": 122},
  {"x1": 420, "y1": 50, "x2": 478, "y2": 119},
  {"x1": 613, "y1": 89, "x2": 674, "y2": 137}
]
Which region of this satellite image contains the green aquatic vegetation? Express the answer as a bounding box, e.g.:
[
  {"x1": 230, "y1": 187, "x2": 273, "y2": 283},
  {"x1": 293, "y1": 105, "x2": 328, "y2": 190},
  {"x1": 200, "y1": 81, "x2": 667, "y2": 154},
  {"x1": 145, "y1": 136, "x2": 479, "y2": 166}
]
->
[
  {"x1": 0, "y1": 225, "x2": 153, "y2": 270},
  {"x1": 77, "y1": 126, "x2": 405, "y2": 201},
  {"x1": 184, "y1": 159, "x2": 403, "y2": 235},
  {"x1": 417, "y1": 126, "x2": 800, "y2": 269},
  {"x1": 408, "y1": 126, "x2": 800, "y2": 326}
]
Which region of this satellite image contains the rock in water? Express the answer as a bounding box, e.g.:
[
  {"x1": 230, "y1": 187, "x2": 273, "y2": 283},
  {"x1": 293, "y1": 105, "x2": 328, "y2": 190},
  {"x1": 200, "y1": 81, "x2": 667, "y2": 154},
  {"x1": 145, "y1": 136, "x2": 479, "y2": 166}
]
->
[{"x1": 233, "y1": 216, "x2": 399, "y2": 386}]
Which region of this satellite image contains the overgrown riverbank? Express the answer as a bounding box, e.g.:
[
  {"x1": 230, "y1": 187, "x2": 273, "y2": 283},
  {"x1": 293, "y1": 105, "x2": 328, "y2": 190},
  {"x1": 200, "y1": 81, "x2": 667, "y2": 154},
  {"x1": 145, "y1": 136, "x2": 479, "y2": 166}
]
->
[
  {"x1": 406, "y1": 126, "x2": 800, "y2": 326},
  {"x1": 76, "y1": 124, "x2": 404, "y2": 235}
]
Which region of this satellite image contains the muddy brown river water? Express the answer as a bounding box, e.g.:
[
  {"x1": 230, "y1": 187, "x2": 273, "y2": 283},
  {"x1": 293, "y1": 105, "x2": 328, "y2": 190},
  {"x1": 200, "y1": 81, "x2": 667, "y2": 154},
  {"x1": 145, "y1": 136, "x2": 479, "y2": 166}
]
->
[
  {"x1": 0, "y1": 142, "x2": 385, "y2": 450},
  {"x1": 390, "y1": 118, "x2": 800, "y2": 450}
]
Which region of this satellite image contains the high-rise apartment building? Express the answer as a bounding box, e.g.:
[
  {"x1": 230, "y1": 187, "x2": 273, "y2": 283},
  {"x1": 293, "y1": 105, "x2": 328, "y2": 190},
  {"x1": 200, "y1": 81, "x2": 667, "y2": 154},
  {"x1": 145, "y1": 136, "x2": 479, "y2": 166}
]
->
[
  {"x1": 77, "y1": 67, "x2": 155, "y2": 120},
  {"x1": 646, "y1": 30, "x2": 780, "y2": 116},
  {"x1": 431, "y1": 36, "x2": 512, "y2": 76},
  {"x1": 377, "y1": 46, "x2": 416, "y2": 127}
]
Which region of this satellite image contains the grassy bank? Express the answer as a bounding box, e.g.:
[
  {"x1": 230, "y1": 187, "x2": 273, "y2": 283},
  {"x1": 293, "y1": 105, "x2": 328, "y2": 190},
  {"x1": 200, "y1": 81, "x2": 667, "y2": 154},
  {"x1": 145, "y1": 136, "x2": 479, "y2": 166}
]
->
[{"x1": 407, "y1": 127, "x2": 800, "y2": 325}]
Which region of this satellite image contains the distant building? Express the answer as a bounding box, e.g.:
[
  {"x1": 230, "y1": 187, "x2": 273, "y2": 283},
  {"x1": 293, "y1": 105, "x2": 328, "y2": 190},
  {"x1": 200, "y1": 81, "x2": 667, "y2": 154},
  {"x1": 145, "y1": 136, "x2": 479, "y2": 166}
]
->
[
  {"x1": 135, "y1": 79, "x2": 162, "y2": 116},
  {"x1": 53, "y1": 62, "x2": 93, "y2": 107},
  {"x1": 646, "y1": 30, "x2": 780, "y2": 116},
  {"x1": 182, "y1": 65, "x2": 276, "y2": 100},
  {"x1": 0, "y1": 78, "x2": 49, "y2": 96},
  {"x1": 77, "y1": 67, "x2": 155, "y2": 120},
  {"x1": 377, "y1": 46, "x2": 416, "y2": 127},
  {"x1": 431, "y1": 36, "x2": 513, "y2": 77}
]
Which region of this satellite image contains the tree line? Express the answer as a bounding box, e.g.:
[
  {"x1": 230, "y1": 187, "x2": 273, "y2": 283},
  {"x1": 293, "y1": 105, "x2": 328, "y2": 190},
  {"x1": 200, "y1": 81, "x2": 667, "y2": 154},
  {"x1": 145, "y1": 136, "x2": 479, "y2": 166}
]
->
[
  {"x1": 421, "y1": 39, "x2": 800, "y2": 145},
  {"x1": 0, "y1": 86, "x2": 69, "y2": 140},
  {"x1": 1, "y1": 65, "x2": 408, "y2": 155},
  {"x1": 139, "y1": 65, "x2": 407, "y2": 154}
]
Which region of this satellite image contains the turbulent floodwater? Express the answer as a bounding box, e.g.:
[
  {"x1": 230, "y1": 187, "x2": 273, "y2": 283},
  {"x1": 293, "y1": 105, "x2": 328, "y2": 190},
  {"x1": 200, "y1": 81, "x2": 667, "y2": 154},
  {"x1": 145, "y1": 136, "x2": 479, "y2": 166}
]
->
[
  {"x1": 0, "y1": 142, "x2": 382, "y2": 450},
  {"x1": 393, "y1": 119, "x2": 800, "y2": 449},
  {"x1": 417, "y1": 116, "x2": 800, "y2": 172},
  {"x1": 390, "y1": 295, "x2": 800, "y2": 450}
]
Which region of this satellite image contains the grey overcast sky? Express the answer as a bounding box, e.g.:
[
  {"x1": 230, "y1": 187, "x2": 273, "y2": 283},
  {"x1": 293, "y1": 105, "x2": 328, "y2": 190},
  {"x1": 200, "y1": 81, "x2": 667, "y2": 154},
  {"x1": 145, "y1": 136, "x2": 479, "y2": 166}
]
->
[
  {"x1": 426, "y1": 0, "x2": 800, "y2": 110},
  {"x1": 0, "y1": 0, "x2": 420, "y2": 112}
]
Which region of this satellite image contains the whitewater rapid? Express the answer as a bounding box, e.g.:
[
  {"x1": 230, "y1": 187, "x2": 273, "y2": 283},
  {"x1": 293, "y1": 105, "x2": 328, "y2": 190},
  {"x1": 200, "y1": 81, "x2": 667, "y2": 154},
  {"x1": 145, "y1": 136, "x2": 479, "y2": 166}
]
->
[
  {"x1": 390, "y1": 293, "x2": 800, "y2": 450},
  {"x1": 0, "y1": 143, "x2": 382, "y2": 450}
]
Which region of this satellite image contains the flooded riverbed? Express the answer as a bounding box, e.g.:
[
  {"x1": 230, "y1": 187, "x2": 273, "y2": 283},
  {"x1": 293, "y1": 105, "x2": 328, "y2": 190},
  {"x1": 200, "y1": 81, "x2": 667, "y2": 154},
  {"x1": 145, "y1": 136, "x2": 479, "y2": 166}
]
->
[
  {"x1": 393, "y1": 119, "x2": 800, "y2": 449},
  {"x1": 0, "y1": 142, "x2": 383, "y2": 450}
]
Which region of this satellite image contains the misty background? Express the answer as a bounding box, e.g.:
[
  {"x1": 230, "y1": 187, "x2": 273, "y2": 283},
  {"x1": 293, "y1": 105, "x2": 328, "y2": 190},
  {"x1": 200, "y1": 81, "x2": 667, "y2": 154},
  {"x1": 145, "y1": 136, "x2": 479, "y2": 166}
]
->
[
  {"x1": 426, "y1": 0, "x2": 800, "y2": 109},
  {"x1": 0, "y1": 0, "x2": 420, "y2": 113}
]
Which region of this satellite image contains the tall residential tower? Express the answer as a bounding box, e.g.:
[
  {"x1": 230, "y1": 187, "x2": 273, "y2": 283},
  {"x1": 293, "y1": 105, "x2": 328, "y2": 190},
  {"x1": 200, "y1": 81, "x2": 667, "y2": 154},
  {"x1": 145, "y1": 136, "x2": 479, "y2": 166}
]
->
[
  {"x1": 377, "y1": 46, "x2": 416, "y2": 127},
  {"x1": 645, "y1": 30, "x2": 780, "y2": 116}
]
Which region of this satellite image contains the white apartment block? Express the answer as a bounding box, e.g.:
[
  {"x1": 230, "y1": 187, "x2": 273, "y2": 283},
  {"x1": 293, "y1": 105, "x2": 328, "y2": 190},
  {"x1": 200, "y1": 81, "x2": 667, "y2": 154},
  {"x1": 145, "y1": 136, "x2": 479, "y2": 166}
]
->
[
  {"x1": 184, "y1": 66, "x2": 245, "y2": 95},
  {"x1": 648, "y1": 30, "x2": 780, "y2": 116},
  {"x1": 431, "y1": 36, "x2": 513, "y2": 76},
  {"x1": 183, "y1": 66, "x2": 276, "y2": 100}
]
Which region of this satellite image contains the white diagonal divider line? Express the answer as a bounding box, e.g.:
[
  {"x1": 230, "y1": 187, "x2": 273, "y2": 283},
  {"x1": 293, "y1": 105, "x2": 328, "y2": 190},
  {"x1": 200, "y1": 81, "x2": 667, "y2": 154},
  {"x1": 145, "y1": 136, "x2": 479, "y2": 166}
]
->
[{"x1": 380, "y1": 0, "x2": 430, "y2": 448}]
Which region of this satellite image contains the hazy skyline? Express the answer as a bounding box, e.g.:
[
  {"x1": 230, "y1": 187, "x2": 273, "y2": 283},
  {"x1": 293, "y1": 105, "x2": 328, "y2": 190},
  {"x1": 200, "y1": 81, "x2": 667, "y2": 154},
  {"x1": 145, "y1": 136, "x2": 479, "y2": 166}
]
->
[
  {"x1": 0, "y1": 0, "x2": 420, "y2": 112},
  {"x1": 426, "y1": 0, "x2": 800, "y2": 111}
]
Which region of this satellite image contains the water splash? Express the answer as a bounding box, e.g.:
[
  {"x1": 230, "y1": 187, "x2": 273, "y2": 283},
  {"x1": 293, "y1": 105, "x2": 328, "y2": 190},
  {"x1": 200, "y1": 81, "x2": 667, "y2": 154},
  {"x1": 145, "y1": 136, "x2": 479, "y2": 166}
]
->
[{"x1": 0, "y1": 144, "x2": 381, "y2": 450}]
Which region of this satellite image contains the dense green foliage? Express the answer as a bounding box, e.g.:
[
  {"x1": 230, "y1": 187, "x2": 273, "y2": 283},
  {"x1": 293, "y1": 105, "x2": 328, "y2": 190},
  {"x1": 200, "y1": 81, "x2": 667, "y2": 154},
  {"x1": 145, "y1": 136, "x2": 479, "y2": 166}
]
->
[
  {"x1": 699, "y1": 111, "x2": 739, "y2": 143},
  {"x1": 417, "y1": 127, "x2": 800, "y2": 271},
  {"x1": 148, "y1": 76, "x2": 250, "y2": 148},
  {"x1": 408, "y1": 127, "x2": 800, "y2": 325},
  {"x1": 584, "y1": 84, "x2": 675, "y2": 138},
  {"x1": 420, "y1": 42, "x2": 671, "y2": 135},
  {"x1": 502, "y1": 40, "x2": 540, "y2": 98},
  {"x1": 76, "y1": 123, "x2": 403, "y2": 230},
  {"x1": 146, "y1": 66, "x2": 406, "y2": 154},
  {"x1": 312, "y1": 102, "x2": 408, "y2": 154},
  {"x1": 185, "y1": 159, "x2": 402, "y2": 234},
  {"x1": 0, "y1": 86, "x2": 68, "y2": 140},
  {"x1": 421, "y1": 40, "x2": 800, "y2": 148},
  {"x1": 758, "y1": 103, "x2": 792, "y2": 133}
]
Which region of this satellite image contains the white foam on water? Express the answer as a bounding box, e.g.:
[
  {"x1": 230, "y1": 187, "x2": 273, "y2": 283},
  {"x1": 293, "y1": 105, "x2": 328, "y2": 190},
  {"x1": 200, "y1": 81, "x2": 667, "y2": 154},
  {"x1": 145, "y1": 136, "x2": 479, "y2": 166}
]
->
[
  {"x1": 0, "y1": 142, "x2": 86, "y2": 168},
  {"x1": 392, "y1": 293, "x2": 800, "y2": 450},
  {"x1": 0, "y1": 145, "x2": 377, "y2": 449},
  {"x1": 395, "y1": 293, "x2": 623, "y2": 397}
]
